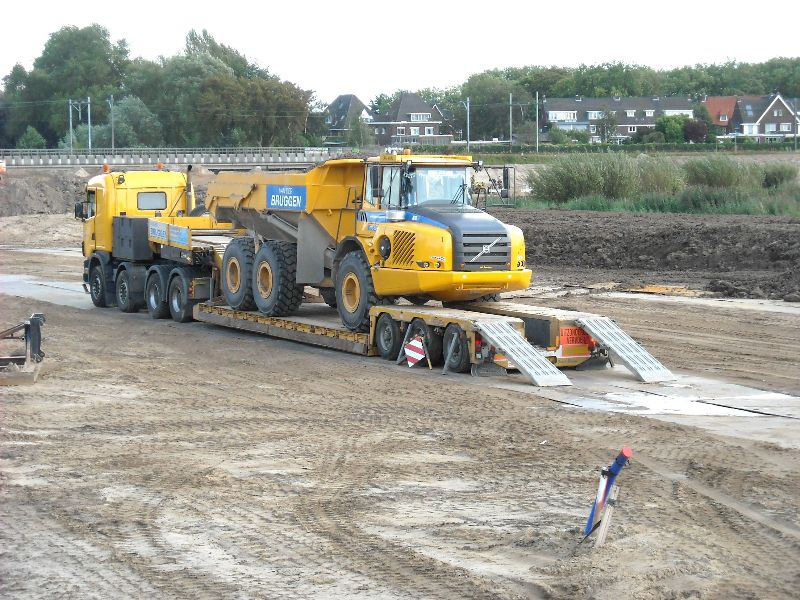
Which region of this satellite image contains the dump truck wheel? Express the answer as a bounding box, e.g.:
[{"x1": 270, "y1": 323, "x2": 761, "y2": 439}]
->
[
  {"x1": 407, "y1": 318, "x2": 443, "y2": 366},
  {"x1": 336, "y1": 250, "x2": 378, "y2": 332},
  {"x1": 375, "y1": 313, "x2": 401, "y2": 360},
  {"x1": 252, "y1": 241, "x2": 303, "y2": 316},
  {"x1": 222, "y1": 237, "x2": 256, "y2": 310},
  {"x1": 168, "y1": 272, "x2": 195, "y2": 323},
  {"x1": 145, "y1": 272, "x2": 170, "y2": 319},
  {"x1": 443, "y1": 323, "x2": 471, "y2": 373},
  {"x1": 319, "y1": 287, "x2": 337, "y2": 308},
  {"x1": 89, "y1": 264, "x2": 107, "y2": 308},
  {"x1": 116, "y1": 270, "x2": 142, "y2": 313}
]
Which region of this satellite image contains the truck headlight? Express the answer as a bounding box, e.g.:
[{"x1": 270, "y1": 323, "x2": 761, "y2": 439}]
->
[{"x1": 378, "y1": 236, "x2": 391, "y2": 259}]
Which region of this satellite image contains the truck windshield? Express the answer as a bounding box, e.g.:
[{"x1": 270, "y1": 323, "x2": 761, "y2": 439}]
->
[{"x1": 402, "y1": 167, "x2": 471, "y2": 207}]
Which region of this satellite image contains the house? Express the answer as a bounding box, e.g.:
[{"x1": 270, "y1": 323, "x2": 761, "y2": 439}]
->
[
  {"x1": 543, "y1": 96, "x2": 695, "y2": 142},
  {"x1": 370, "y1": 92, "x2": 453, "y2": 146},
  {"x1": 323, "y1": 94, "x2": 374, "y2": 146},
  {"x1": 701, "y1": 95, "x2": 743, "y2": 131},
  {"x1": 729, "y1": 93, "x2": 799, "y2": 141}
]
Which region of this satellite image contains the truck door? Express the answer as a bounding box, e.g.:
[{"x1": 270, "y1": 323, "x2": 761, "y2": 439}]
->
[
  {"x1": 82, "y1": 188, "x2": 97, "y2": 255},
  {"x1": 92, "y1": 186, "x2": 112, "y2": 252}
]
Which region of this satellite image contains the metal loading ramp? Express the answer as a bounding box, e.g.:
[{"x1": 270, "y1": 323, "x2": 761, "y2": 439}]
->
[
  {"x1": 475, "y1": 320, "x2": 572, "y2": 387},
  {"x1": 576, "y1": 316, "x2": 675, "y2": 383}
]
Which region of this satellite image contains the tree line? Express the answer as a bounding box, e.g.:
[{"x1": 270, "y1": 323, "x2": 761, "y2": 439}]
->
[{"x1": 2, "y1": 24, "x2": 798, "y2": 148}]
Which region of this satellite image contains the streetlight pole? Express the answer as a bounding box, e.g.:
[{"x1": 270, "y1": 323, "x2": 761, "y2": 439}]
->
[
  {"x1": 107, "y1": 95, "x2": 115, "y2": 151},
  {"x1": 535, "y1": 91, "x2": 539, "y2": 153},
  {"x1": 68, "y1": 99, "x2": 74, "y2": 151},
  {"x1": 460, "y1": 97, "x2": 471, "y2": 152},
  {"x1": 87, "y1": 97, "x2": 92, "y2": 151},
  {"x1": 509, "y1": 92, "x2": 513, "y2": 151}
]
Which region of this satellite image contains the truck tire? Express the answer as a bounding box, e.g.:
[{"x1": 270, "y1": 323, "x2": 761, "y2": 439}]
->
[
  {"x1": 89, "y1": 264, "x2": 108, "y2": 308},
  {"x1": 319, "y1": 287, "x2": 337, "y2": 308},
  {"x1": 145, "y1": 271, "x2": 170, "y2": 319},
  {"x1": 252, "y1": 241, "x2": 304, "y2": 316},
  {"x1": 168, "y1": 271, "x2": 196, "y2": 323},
  {"x1": 336, "y1": 250, "x2": 379, "y2": 332},
  {"x1": 407, "y1": 317, "x2": 443, "y2": 366},
  {"x1": 375, "y1": 313, "x2": 401, "y2": 360},
  {"x1": 443, "y1": 323, "x2": 471, "y2": 373},
  {"x1": 115, "y1": 270, "x2": 142, "y2": 313},
  {"x1": 222, "y1": 237, "x2": 256, "y2": 310}
]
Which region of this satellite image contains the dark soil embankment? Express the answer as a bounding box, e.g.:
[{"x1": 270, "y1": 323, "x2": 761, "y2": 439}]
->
[{"x1": 492, "y1": 208, "x2": 800, "y2": 300}]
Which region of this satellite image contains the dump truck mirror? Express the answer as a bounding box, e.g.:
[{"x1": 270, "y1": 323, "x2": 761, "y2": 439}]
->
[{"x1": 74, "y1": 201, "x2": 85, "y2": 220}]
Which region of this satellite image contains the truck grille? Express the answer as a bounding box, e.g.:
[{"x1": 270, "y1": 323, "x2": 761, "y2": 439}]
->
[
  {"x1": 389, "y1": 230, "x2": 415, "y2": 267},
  {"x1": 458, "y1": 232, "x2": 510, "y2": 271}
]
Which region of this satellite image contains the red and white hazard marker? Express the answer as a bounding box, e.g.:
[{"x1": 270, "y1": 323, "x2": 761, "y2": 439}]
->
[{"x1": 404, "y1": 336, "x2": 426, "y2": 367}]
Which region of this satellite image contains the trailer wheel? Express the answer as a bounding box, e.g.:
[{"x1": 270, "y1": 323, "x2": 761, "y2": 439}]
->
[
  {"x1": 375, "y1": 313, "x2": 401, "y2": 360},
  {"x1": 89, "y1": 264, "x2": 107, "y2": 308},
  {"x1": 145, "y1": 272, "x2": 170, "y2": 319},
  {"x1": 319, "y1": 287, "x2": 337, "y2": 308},
  {"x1": 407, "y1": 318, "x2": 443, "y2": 366},
  {"x1": 168, "y1": 272, "x2": 195, "y2": 323},
  {"x1": 116, "y1": 270, "x2": 142, "y2": 313},
  {"x1": 336, "y1": 250, "x2": 379, "y2": 332},
  {"x1": 222, "y1": 237, "x2": 256, "y2": 310},
  {"x1": 252, "y1": 241, "x2": 303, "y2": 316},
  {"x1": 443, "y1": 323, "x2": 471, "y2": 373}
]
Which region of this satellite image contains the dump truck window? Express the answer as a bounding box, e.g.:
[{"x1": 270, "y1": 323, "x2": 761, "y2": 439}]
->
[
  {"x1": 365, "y1": 165, "x2": 381, "y2": 206},
  {"x1": 382, "y1": 167, "x2": 400, "y2": 208},
  {"x1": 138, "y1": 191, "x2": 167, "y2": 210}
]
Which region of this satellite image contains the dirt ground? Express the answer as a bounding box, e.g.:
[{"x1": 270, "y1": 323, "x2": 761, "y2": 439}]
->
[{"x1": 2, "y1": 213, "x2": 800, "y2": 599}]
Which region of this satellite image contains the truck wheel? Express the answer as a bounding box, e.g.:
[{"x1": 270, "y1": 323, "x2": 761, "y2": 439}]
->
[
  {"x1": 252, "y1": 241, "x2": 304, "y2": 316},
  {"x1": 443, "y1": 323, "x2": 471, "y2": 373},
  {"x1": 319, "y1": 287, "x2": 337, "y2": 308},
  {"x1": 336, "y1": 250, "x2": 379, "y2": 332},
  {"x1": 89, "y1": 264, "x2": 107, "y2": 308},
  {"x1": 145, "y1": 272, "x2": 170, "y2": 319},
  {"x1": 375, "y1": 313, "x2": 401, "y2": 360},
  {"x1": 222, "y1": 237, "x2": 256, "y2": 310},
  {"x1": 168, "y1": 272, "x2": 195, "y2": 323},
  {"x1": 116, "y1": 270, "x2": 142, "y2": 313},
  {"x1": 407, "y1": 317, "x2": 443, "y2": 366}
]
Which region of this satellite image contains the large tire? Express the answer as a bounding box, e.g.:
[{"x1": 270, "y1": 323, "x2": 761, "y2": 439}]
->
[
  {"x1": 442, "y1": 323, "x2": 471, "y2": 373},
  {"x1": 145, "y1": 271, "x2": 170, "y2": 319},
  {"x1": 115, "y1": 270, "x2": 142, "y2": 313},
  {"x1": 168, "y1": 271, "x2": 195, "y2": 323},
  {"x1": 252, "y1": 241, "x2": 304, "y2": 316},
  {"x1": 335, "y1": 250, "x2": 379, "y2": 332},
  {"x1": 407, "y1": 317, "x2": 443, "y2": 366},
  {"x1": 222, "y1": 237, "x2": 256, "y2": 310},
  {"x1": 375, "y1": 313, "x2": 402, "y2": 360},
  {"x1": 89, "y1": 264, "x2": 108, "y2": 308},
  {"x1": 319, "y1": 287, "x2": 337, "y2": 308}
]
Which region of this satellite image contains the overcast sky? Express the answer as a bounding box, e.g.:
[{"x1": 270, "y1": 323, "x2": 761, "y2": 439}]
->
[{"x1": 4, "y1": 0, "x2": 799, "y2": 105}]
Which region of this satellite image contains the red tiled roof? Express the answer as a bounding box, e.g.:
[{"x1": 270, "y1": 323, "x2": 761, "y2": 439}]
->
[{"x1": 702, "y1": 96, "x2": 738, "y2": 127}]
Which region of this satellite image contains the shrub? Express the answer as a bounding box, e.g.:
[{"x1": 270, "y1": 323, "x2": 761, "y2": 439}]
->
[
  {"x1": 682, "y1": 156, "x2": 762, "y2": 189},
  {"x1": 762, "y1": 163, "x2": 799, "y2": 188},
  {"x1": 638, "y1": 156, "x2": 684, "y2": 194}
]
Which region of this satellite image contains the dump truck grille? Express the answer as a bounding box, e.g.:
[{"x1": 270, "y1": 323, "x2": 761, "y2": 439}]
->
[
  {"x1": 389, "y1": 230, "x2": 415, "y2": 267},
  {"x1": 458, "y1": 232, "x2": 510, "y2": 271}
]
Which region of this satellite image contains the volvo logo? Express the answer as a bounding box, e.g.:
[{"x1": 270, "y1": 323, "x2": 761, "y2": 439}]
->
[{"x1": 470, "y1": 237, "x2": 502, "y2": 262}]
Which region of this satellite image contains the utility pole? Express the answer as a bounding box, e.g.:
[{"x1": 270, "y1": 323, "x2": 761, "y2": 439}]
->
[
  {"x1": 465, "y1": 97, "x2": 471, "y2": 152},
  {"x1": 68, "y1": 99, "x2": 74, "y2": 151},
  {"x1": 107, "y1": 95, "x2": 115, "y2": 151},
  {"x1": 535, "y1": 91, "x2": 539, "y2": 153},
  {"x1": 509, "y1": 92, "x2": 513, "y2": 150},
  {"x1": 87, "y1": 97, "x2": 92, "y2": 151}
]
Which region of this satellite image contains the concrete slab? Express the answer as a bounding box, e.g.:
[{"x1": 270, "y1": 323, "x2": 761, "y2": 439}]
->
[{"x1": 0, "y1": 274, "x2": 91, "y2": 310}]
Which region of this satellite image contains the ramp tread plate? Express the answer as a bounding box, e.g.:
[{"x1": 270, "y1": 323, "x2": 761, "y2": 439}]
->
[
  {"x1": 576, "y1": 316, "x2": 675, "y2": 383},
  {"x1": 476, "y1": 321, "x2": 572, "y2": 387}
]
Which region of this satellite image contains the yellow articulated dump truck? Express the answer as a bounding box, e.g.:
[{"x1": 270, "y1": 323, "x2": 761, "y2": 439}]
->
[{"x1": 206, "y1": 152, "x2": 531, "y2": 331}]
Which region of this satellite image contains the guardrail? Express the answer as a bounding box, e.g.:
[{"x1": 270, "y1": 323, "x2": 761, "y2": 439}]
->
[{"x1": 0, "y1": 147, "x2": 353, "y2": 168}]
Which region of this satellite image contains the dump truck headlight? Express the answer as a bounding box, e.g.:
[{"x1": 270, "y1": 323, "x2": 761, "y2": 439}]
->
[
  {"x1": 416, "y1": 261, "x2": 430, "y2": 268},
  {"x1": 378, "y1": 236, "x2": 391, "y2": 259}
]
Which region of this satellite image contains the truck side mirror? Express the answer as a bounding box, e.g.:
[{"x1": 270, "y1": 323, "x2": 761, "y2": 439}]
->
[{"x1": 74, "y1": 201, "x2": 85, "y2": 220}]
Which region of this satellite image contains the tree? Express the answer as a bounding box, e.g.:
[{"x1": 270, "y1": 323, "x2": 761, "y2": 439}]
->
[
  {"x1": 461, "y1": 73, "x2": 532, "y2": 140},
  {"x1": 16, "y1": 125, "x2": 46, "y2": 149},
  {"x1": 655, "y1": 115, "x2": 689, "y2": 143},
  {"x1": 683, "y1": 119, "x2": 708, "y2": 143},
  {"x1": 596, "y1": 108, "x2": 618, "y2": 143}
]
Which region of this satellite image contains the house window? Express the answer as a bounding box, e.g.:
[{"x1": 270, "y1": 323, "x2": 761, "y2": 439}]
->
[
  {"x1": 765, "y1": 123, "x2": 777, "y2": 133},
  {"x1": 743, "y1": 124, "x2": 757, "y2": 135},
  {"x1": 587, "y1": 111, "x2": 603, "y2": 120},
  {"x1": 410, "y1": 113, "x2": 431, "y2": 121},
  {"x1": 719, "y1": 114, "x2": 728, "y2": 122},
  {"x1": 645, "y1": 110, "x2": 654, "y2": 117},
  {"x1": 589, "y1": 125, "x2": 597, "y2": 133},
  {"x1": 774, "y1": 108, "x2": 783, "y2": 117},
  {"x1": 628, "y1": 126, "x2": 636, "y2": 133},
  {"x1": 626, "y1": 110, "x2": 636, "y2": 118},
  {"x1": 425, "y1": 127, "x2": 434, "y2": 135},
  {"x1": 396, "y1": 127, "x2": 405, "y2": 135},
  {"x1": 548, "y1": 110, "x2": 577, "y2": 122},
  {"x1": 410, "y1": 127, "x2": 420, "y2": 136},
  {"x1": 780, "y1": 123, "x2": 792, "y2": 132}
]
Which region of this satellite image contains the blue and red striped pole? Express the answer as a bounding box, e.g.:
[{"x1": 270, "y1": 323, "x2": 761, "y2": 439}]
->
[{"x1": 584, "y1": 447, "x2": 633, "y2": 538}]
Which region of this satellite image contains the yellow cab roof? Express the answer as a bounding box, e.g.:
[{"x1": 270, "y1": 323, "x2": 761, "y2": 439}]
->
[{"x1": 87, "y1": 169, "x2": 187, "y2": 188}]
